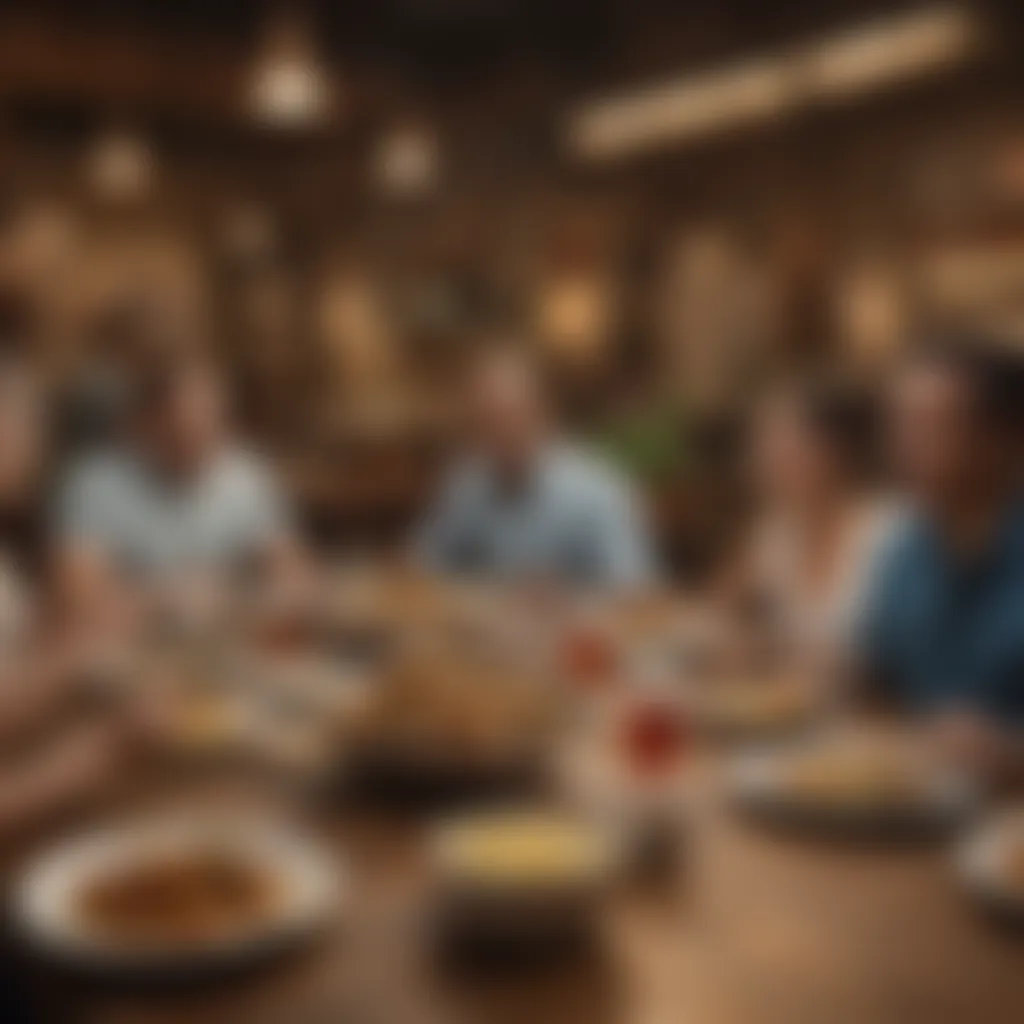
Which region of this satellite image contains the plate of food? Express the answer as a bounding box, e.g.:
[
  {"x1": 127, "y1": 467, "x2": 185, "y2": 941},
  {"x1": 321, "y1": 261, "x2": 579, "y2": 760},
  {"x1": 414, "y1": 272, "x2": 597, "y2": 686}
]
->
[
  {"x1": 729, "y1": 735, "x2": 975, "y2": 837},
  {"x1": 956, "y1": 810, "x2": 1024, "y2": 921},
  {"x1": 341, "y1": 646, "x2": 559, "y2": 800},
  {"x1": 321, "y1": 568, "x2": 456, "y2": 659},
  {"x1": 430, "y1": 809, "x2": 624, "y2": 943},
  {"x1": 14, "y1": 818, "x2": 340, "y2": 975},
  {"x1": 695, "y1": 678, "x2": 822, "y2": 738}
]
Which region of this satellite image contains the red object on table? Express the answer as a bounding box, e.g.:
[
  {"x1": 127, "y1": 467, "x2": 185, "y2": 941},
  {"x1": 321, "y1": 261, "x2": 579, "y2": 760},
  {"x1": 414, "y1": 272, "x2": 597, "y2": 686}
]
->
[
  {"x1": 561, "y1": 624, "x2": 620, "y2": 688},
  {"x1": 618, "y1": 696, "x2": 690, "y2": 776}
]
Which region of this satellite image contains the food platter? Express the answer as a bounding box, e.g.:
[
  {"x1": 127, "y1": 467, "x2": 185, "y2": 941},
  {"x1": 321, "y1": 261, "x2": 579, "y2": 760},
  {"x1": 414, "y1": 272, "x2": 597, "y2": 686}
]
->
[
  {"x1": 340, "y1": 644, "x2": 559, "y2": 802},
  {"x1": 728, "y1": 739, "x2": 976, "y2": 838},
  {"x1": 15, "y1": 819, "x2": 340, "y2": 976}
]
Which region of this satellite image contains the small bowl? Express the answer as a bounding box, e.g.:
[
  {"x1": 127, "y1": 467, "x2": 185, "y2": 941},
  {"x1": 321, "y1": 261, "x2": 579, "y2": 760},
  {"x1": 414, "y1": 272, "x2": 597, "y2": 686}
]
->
[{"x1": 430, "y1": 810, "x2": 624, "y2": 944}]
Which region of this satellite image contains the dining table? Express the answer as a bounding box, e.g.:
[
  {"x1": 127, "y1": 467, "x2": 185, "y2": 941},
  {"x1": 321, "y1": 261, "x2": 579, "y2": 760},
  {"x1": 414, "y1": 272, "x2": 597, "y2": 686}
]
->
[
  {"x1": 2, "y1": 586, "x2": 1022, "y2": 1024},
  {"x1": 4, "y1": 759, "x2": 1021, "y2": 1024}
]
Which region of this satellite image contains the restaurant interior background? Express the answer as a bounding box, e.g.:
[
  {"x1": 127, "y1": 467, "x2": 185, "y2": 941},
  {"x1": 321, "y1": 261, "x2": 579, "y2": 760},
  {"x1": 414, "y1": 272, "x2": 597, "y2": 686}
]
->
[{"x1": 2, "y1": 0, "x2": 1023, "y2": 574}]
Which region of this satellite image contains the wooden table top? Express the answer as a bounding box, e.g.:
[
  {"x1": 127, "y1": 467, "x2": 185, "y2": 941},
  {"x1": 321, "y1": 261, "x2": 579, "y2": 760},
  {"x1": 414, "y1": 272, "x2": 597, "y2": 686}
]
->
[{"x1": 7, "y1": 754, "x2": 1022, "y2": 1024}]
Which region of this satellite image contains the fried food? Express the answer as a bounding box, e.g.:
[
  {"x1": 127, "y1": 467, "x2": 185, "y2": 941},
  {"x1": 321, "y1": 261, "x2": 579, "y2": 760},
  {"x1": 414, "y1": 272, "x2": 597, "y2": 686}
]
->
[
  {"x1": 784, "y1": 747, "x2": 920, "y2": 807},
  {"x1": 77, "y1": 849, "x2": 280, "y2": 947},
  {"x1": 349, "y1": 647, "x2": 555, "y2": 766}
]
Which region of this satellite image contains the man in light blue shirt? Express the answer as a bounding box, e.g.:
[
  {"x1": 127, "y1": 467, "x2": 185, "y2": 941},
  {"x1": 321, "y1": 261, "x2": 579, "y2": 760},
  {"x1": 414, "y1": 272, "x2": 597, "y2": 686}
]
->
[{"x1": 416, "y1": 347, "x2": 654, "y2": 589}]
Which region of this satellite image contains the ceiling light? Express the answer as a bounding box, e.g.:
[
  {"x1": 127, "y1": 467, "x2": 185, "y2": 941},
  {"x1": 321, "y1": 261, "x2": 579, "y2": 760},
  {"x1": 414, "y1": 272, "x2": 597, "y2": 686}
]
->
[
  {"x1": 569, "y1": 6, "x2": 981, "y2": 160},
  {"x1": 571, "y1": 59, "x2": 793, "y2": 160},
  {"x1": 250, "y1": 14, "x2": 332, "y2": 127},
  {"x1": 805, "y1": 6, "x2": 981, "y2": 98}
]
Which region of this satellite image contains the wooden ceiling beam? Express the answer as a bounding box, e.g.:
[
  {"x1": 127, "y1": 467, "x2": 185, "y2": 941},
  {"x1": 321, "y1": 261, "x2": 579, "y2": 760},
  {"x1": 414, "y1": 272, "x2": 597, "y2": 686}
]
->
[{"x1": 0, "y1": 17, "x2": 253, "y2": 123}]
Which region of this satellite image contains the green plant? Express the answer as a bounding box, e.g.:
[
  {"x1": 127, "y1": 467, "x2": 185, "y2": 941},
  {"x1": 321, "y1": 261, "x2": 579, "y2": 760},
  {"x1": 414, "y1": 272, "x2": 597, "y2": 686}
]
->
[{"x1": 593, "y1": 403, "x2": 689, "y2": 483}]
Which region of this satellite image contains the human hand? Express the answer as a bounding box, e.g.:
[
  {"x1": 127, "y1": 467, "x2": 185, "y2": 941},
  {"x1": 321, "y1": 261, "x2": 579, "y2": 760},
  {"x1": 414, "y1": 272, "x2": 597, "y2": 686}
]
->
[{"x1": 926, "y1": 708, "x2": 1018, "y2": 784}]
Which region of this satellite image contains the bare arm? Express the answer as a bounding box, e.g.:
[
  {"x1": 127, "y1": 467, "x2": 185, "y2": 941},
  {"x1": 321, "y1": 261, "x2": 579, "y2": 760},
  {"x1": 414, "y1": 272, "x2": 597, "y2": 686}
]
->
[
  {"x1": 50, "y1": 539, "x2": 145, "y2": 638},
  {"x1": 0, "y1": 643, "x2": 83, "y2": 747},
  {"x1": 0, "y1": 721, "x2": 122, "y2": 837}
]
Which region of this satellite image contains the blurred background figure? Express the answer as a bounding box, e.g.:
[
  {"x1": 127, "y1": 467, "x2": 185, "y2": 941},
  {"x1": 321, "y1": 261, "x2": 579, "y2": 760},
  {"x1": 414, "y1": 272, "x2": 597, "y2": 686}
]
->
[
  {"x1": 53, "y1": 349, "x2": 304, "y2": 627},
  {"x1": 57, "y1": 295, "x2": 196, "y2": 454},
  {"x1": 0, "y1": 366, "x2": 47, "y2": 651},
  {"x1": 416, "y1": 344, "x2": 654, "y2": 588},
  {"x1": 720, "y1": 380, "x2": 892, "y2": 675},
  {"x1": 0, "y1": 1, "x2": 1018, "y2": 571},
  {"x1": 0, "y1": 358, "x2": 139, "y2": 842},
  {"x1": 860, "y1": 340, "x2": 1024, "y2": 778}
]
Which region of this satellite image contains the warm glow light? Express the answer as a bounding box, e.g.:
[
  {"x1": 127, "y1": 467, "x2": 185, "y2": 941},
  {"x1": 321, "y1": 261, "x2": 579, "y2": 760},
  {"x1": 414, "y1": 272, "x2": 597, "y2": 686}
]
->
[
  {"x1": 86, "y1": 130, "x2": 154, "y2": 198},
  {"x1": 806, "y1": 6, "x2": 981, "y2": 98},
  {"x1": 252, "y1": 59, "x2": 329, "y2": 126},
  {"x1": 374, "y1": 127, "x2": 439, "y2": 196},
  {"x1": 572, "y1": 60, "x2": 792, "y2": 159},
  {"x1": 250, "y1": 15, "x2": 332, "y2": 127},
  {"x1": 569, "y1": 6, "x2": 981, "y2": 160}
]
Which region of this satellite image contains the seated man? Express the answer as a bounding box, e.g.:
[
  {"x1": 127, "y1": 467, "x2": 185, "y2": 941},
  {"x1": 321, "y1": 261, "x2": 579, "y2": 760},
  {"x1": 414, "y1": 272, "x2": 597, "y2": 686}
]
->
[
  {"x1": 859, "y1": 340, "x2": 1024, "y2": 776},
  {"x1": 415, "y1": 345, "x2": 654, "y2": 589},
  {"x1": 53, "y1": 352, "x2": 303, "y2": 622}
]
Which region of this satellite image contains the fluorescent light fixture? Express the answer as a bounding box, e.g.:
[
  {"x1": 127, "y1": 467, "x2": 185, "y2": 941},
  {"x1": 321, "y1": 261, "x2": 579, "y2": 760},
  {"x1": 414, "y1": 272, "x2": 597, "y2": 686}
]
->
[
  {"x1": 569, "y1": 6, "x2": 981, "y2": 160},
  {"x1": 572, "y1": 59, "x2": 793, "y2": 159},
  {"x1": 805, "y1": 6, "x2": 981, "y2": 98}
]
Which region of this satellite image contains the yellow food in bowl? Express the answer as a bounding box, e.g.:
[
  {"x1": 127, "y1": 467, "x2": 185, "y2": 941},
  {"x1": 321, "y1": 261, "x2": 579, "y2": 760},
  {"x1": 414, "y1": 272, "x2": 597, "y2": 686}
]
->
[{"x1": 441, "y1": 815, "x2": 609, "y2": 887}]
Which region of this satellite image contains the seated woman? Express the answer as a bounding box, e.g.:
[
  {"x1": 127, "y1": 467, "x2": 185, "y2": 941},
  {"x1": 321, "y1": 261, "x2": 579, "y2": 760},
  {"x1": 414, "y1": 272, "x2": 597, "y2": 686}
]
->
[{"x1": 719, "y1": 379, "x2": 893, "y2": 676}]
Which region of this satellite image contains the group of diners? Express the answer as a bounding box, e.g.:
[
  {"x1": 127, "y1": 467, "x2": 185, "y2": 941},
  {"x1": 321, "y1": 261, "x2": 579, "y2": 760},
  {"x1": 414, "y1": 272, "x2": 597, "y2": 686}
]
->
[{"x1": 2, "y1": 306, "x2": 1024, "y2": 835}]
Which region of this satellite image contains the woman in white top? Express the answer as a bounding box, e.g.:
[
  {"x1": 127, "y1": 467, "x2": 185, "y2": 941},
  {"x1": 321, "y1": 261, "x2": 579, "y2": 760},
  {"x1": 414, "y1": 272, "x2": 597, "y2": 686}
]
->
[{"x1": 723, "y1": 379, "x2": 894, "y2": 675}]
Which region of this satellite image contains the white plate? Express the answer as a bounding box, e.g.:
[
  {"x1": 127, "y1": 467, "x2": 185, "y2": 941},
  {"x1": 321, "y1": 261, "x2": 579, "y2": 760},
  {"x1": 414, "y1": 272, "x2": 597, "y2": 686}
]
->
[
  {"x1": 14, "y1": 818, "x2": 341, "y2": 974},
  {"x1": 956, "y1": 809, "x2": 1024, "y2": 916},
  {"x1": 728, "y1": 746, "x2": 976, "y2": 837}
]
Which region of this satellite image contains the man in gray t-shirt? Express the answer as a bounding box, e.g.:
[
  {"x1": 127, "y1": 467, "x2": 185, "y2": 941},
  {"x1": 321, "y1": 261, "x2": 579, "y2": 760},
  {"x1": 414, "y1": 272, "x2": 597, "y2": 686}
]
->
[{"x1": 53, "y1": 356, "x2": 300, "y2": 608}]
